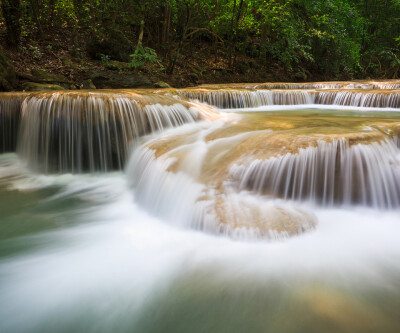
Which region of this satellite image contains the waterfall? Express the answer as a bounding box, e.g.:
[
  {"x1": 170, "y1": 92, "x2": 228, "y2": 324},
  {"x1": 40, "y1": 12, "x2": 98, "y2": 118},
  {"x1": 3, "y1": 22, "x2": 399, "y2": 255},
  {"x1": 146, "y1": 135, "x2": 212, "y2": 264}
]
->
[
  {"x1": 127, "y1": 146, "x2": 205, "y2": 226},
  {"x1": 0, "y1": 92, "x2": 28, "y2": 153},
  {"x1": 370, "y1": 82, "x2": 400, "y2": 89},
  {"x1": 177, "y1": 90, "x2": 314, "y2": 108},
  {"x1": 127, "y1": 142, "x2": 317, "y2": 240},
  {"x1": 315, "y1": 91, "x2": 400, "y2": 108},
  {"x1": 176, "y1": 89, "x2": 400, "y2": 109},
  {"x1": 257, "y1": 82, "x2": 400, "y2": 90},
  {"x1": 198, "y1": 80, "x2": 400, "y2": 90},
  {"x1": 232, "y1": 139, "x2": 400, "y2": 208},
  {"x1": 257, "y1": 83, "x2": 355, "y2": 89},
  {"x1": 16, "y1": 92, "x2": 205, "y2": 173}
]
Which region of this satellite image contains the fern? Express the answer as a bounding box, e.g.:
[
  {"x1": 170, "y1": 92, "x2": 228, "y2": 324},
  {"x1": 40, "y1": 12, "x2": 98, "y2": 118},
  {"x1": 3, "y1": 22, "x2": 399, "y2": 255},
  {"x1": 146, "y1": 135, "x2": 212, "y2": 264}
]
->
[{"x1": 130, "y1": 42, "x2": 159, "y2": 69}]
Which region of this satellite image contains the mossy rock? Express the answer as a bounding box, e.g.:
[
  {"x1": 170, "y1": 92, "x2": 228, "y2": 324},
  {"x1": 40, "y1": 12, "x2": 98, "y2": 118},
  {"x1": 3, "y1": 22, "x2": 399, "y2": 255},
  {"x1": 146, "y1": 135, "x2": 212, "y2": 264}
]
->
[
  {"x1": 0, "y1": 47, "x2": 17, "y2": 91},
  {"x1": 104, "y1": 60, "x2": 132, "y2": 71},
  {"x1": 23, "y1": 82, "x2": 65, "y2": 91},
  {"x1": 87, "y1": 28, "x2": 134, "y2": 62},
  {"x1": 154, "y1": 81, "x2": 171, "y2": 88},
  {"x1": 81, "y1": 79, "x2": 96, "y2": 89},
  {"x1": 31, "y1": 69, "x2": 71, "y2": 84},
  {"x1": 89, "y1": 70, "x2": 152, "y2": 89}
]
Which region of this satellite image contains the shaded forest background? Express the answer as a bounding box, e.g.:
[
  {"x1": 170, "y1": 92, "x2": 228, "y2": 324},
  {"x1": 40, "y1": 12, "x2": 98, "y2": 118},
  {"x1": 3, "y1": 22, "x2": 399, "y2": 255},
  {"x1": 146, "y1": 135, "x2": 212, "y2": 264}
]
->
[{"x1": 1, "y1": 0, "x2": 400, "y2": 89}]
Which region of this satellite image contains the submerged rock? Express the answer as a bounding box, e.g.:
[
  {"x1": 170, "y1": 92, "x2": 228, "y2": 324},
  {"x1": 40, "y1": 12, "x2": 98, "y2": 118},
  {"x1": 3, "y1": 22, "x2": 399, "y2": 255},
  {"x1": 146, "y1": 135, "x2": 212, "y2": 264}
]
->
[{"x1": 295, "y1": 285, "x2": 396, "y2": 332}]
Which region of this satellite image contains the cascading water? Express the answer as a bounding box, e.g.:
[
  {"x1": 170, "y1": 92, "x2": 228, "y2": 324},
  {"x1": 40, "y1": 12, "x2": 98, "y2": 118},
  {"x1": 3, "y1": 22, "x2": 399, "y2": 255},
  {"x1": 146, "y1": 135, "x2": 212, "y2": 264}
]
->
[
  {"x1": 174, "y1": 88, "x2": 400, "y2": 109},
  {"x1": 315, "y1": 90, "x2": 400, "y2": 108},
  {"x1": 1, "y1": 82, "x2": 400, "y2": 333},
  {"x1": 232, "y1": 139, "x2": 400, "y2": 208},
  {"x1": 0, "y1": 92, "x2": 28, "y2": 152},
  {"x1": 198, "y1": 80, "x2": 400, "y2": 90},
  {"x1": 16, "y1": 91, "x2": 213, "y2": 172},
  {"x1": 176, "y1": 89, "x2": 314, "y2": 108}
]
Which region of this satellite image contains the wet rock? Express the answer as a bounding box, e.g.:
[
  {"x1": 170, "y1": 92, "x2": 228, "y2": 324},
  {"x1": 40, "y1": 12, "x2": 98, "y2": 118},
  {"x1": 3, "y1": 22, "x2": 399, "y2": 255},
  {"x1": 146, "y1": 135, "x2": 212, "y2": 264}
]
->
[
  {"x1": 90, "y1": 70, "x2": 152, "y2": 89},
  {"x1": 23, "y1": 82, "x2": 65, "y2": 91},
  {"x1": 154, "y1": 81, "x2": 171, "y2": 88},
  {"x1": 213, "y1": 195, "x2": 317, "y2": 239},
  {"x1": 0, "y1": 47, "x2": 17, "y2": 91},
  {"x1": 81, "y1": 79, "x2": 96, "y2": 90}
]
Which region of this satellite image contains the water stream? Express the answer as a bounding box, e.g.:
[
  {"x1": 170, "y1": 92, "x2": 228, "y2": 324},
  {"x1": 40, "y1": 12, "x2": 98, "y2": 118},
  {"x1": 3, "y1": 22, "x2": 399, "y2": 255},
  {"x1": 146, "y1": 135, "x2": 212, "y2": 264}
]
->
[{"x1": 0, "y1": 83, "x2": 400, "y2": 332}]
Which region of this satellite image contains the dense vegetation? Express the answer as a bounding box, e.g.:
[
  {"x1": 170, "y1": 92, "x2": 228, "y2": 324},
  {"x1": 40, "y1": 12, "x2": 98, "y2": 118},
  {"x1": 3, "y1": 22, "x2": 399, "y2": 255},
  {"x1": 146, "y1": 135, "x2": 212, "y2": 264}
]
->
[{"x1": 1, "y1": 0, "x2": 400, "y2": 88}]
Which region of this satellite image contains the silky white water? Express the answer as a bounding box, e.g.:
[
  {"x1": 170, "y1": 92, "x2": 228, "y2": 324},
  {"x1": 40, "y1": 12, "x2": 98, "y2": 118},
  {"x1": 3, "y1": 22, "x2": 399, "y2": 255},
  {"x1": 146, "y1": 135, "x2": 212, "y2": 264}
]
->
[
  {"x1": 0, "y1": 112, "x2": 399, "y2": 332},
  {"x1": 0, "y1": 152, "x2": 399, "y2": 333},
  {"x1": 1, "y1": 86, "x2": 400, "y2": 332}
]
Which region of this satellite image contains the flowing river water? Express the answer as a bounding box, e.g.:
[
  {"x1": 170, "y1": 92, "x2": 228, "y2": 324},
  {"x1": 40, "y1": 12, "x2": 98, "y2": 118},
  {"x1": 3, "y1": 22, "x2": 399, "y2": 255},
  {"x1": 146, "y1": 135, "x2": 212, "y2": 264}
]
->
[{"x1": 0, "y1": 82, "x2": 400, "y2": 332}]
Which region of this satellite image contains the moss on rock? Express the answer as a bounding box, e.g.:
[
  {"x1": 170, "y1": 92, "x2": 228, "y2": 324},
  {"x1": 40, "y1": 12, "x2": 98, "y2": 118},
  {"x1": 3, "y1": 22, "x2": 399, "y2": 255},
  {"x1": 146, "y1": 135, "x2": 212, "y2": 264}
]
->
[
  {"x1": 154, "y1": 81, "x2": 172, "y2": 88},
  {"x1": 31, "y1": 69, "x2": 71, "y2": 84},
  {"x1": 23, "y1": 82, "x2": 65, "y2": 91}
]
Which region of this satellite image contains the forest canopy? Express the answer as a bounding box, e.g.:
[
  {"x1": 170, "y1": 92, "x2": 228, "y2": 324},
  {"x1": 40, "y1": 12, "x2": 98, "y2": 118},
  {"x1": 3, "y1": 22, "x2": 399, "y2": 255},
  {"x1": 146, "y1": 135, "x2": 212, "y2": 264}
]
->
[{"x1": 1, "y1": 0, "x2": 400, "y2": 81}]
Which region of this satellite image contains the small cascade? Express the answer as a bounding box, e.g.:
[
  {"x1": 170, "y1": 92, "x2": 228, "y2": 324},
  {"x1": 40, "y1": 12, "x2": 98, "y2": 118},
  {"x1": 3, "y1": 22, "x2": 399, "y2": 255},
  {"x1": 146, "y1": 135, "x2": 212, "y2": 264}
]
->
[
  {"x1": 315, "y1": 90, "x2": 400, "y2": 108},
  {"x1": 127, "y1": 142, "x2": 316, "y2": 240},
  {"x1": 177, "y1": 90, "x2": 273, "y2": 108},
  {"x1": 17, "y1": 91, "x2": 208, "y2": 173},
  {"x1": 370, "y1": 82, "x2": 400, "y2": 89},
  {"x1": 198, "y1": 80, "x2": 400, "y2": 90},
  {"x1": 258, "y1": 83, "x2": 353, "y2": 90},
  {"x1": 257, "y1": 82, "x2": 400, "y2": 90},
  {"x1": 272, "y1": 90, "x2": 314, "y2": 105},
  {"x1": 233, "y1": 139, "x2": 400, "y2": 208},
  {"x1": 177, "y1": 89, "x2": 314, "y2": 108},
  {"x1": 0, "y1": 92, "x2": 28, "y2": 152},
  {"x1": 176, "y1": 88, "x2": 400, "y2": 109},
  {"x1": 127, "y1": 146, "x2": 205, "y2": 226}
]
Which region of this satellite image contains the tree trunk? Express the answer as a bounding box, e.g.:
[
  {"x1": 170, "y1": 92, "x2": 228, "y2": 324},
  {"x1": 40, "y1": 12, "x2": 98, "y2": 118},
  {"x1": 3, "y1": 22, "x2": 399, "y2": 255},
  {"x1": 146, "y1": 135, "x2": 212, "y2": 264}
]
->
[
  {"x1": 28, "y1": 0, "x2": 44, "y2": 38},
  {"x1": 1, "y1": 0, "x2": 22, "y2": 47},
  {"x1": 161, "y1": 3, "x2": 171, "y2": 46},
  {"x1": 260, "y1": 22, "x2": 269, "y2": 65},
  {"x1": 232, "y1": 0, "x2": 244, "y2": 65},
  {"x1": 227, "y1": 0, "x2": 237, "y2": 66},
  {"x1": 47, "y1": 0, "x2": 56, "y2": 29},
  {"x1": 167, "y1": 4, "x2": 192, "y2": 75}
]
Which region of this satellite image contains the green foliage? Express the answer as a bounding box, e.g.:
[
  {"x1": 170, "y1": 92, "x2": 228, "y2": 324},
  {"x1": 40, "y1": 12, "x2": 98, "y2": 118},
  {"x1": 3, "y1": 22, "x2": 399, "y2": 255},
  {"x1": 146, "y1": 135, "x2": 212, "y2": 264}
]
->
[
  {"x1": 130, "y1": 42, "x2": 159, "y2": 69},
  {"x1": 1, "y1": 0, "x2": 400, "y2": 79},
  {"x1": 100, "y1": 54, "x2": 110, "y2": 66}
]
